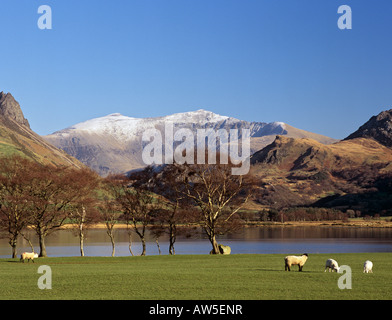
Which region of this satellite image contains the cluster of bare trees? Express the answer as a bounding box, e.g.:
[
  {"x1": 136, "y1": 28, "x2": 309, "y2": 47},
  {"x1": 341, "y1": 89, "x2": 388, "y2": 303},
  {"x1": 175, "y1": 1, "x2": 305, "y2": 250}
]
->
[
  {"x1": 0, "y1": 155, "x2": 253, "y2": 258},
  {"x1": 106, "y1": 160, "x2": 254, "y2": 256},
  {"x1": 0, "y1": 156, "x2": 100, "y2": 258}
]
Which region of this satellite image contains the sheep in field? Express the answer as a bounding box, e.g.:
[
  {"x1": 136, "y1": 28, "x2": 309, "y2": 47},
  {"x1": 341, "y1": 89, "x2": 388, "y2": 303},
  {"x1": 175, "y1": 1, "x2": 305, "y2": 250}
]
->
[
  {"x1": 20, "y1": 252, "x2": 38, "y2": 263},
  {"x1": 325, "y1": 259, "x2": 340, "y2": 272},
  {"x1": 363, "y1": 260, "x2": 373, "y2": 273},
  {"x1": 284, "y1": 253, "x2": 308, "y2": 271}
]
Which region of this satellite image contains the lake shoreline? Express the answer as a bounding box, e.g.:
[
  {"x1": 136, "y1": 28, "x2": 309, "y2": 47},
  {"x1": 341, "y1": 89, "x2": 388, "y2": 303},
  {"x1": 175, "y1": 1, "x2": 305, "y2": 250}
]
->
[
  {"x1": 58, "y1": 219, "x2": 392, "y2": 230},
  {"x1": 6, "y1": 221, "x2": 391, "y2": 258},
  {"x1": 245, "y1": 219, "x2": 392, "y2": 228}
]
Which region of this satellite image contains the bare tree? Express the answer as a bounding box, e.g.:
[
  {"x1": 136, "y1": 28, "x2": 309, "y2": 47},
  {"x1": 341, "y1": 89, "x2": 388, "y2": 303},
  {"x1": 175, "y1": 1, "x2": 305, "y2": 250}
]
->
[
  {"x1": 122, "y1": 188, "x2": 159, "y2": 256},
  {"x1": 149, "y1": 206, "x2": 198, "y2": 255},
  {"x1": 178, "y1": 161, "x2": 253, "y2": 254},
  {"x1": 67, "y1": 168, "x2": 101, "y2": 256},
  {"x1": 149, "y1": 223, "x2": 163, "y2": 255},
  {"x1": 0, "y1": 156, "x2": 86, "y2": 258},
  {"x1": 111, "y1": 173, "x2": 160, "y2": 256},
  {"x1": 0, "y1": 156, "x2": 35, "y2": 258},
  {"x1": 130, "y1": 165, "x2": 197, "y2": 255},
  {"x1": 97, "y1": 178, "x2": 121, "y2": 257},
  {"x1": 28, "y1": 165, "x2": 83, "y2": 257},
  {"x1": 100, "y1": 198, "x2": 118, "y2": 257}
]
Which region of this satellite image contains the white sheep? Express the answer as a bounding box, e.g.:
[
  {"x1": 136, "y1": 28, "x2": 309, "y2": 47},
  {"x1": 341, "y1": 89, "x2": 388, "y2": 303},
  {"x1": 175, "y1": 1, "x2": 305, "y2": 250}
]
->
[
  {"x1": 284, "y1": 253, "x2": 308, "y2": 271},
  {"x1": 20, "y1": 252, "x2": 38, "y2": 263},
  {"x1": 325, "y1": 258, "x2": 340, "y2": 272},
  {"x1": 363, "y1": 260, "x2": 373, "y2": 273}
]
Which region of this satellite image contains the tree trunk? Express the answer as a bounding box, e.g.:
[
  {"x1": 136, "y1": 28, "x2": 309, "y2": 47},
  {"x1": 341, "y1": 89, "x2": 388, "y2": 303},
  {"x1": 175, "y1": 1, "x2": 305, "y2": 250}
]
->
[
  {"x1": 156, "y1": 238, "x2": 161, "y2": 255},
  {"x1": 169, "y1": 224, "x2": 176, "y2": 255},
  {"x1": 169, "y1": 238, "x2": 175, "y2": 255},
  {"x1": 111, "y1": 239, "x2": 115, "y2": 257},
  {"x1": 128, "y1": 232, "x2": 134, "y2": 256},
  {"x1": 38, "y1": 233, "x2": 47, "y2": 257},
  {"x1": 134, "y1": 223, "x2": 147, "y2": 256},
  {"x1": 205, "y1": 223, "x2": 220, "y2": 254},
  {"x1": 210, "y1": 234, "x2": 220, "y2": 254},
  {"x1": 79, "y1": 207, "x2": 86, "y2": 257},
  {"x1": 80, "y1": 232, "x2": 85, "y2": 257},
  {"x1": 9, "y1": 238, "x2": 17, "y2": 259},
  {"x1": 109, "y1": 232, "x2": 115, "y2": 257},
  {"x1": 141, "y1": 237, "x2": 146, "y2": 256}
]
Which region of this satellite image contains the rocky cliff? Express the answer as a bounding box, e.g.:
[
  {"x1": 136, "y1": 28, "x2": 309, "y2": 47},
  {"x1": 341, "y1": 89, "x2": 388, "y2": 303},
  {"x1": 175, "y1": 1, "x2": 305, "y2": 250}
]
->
[
  {"x1": 0, "y1": 91, "x2": 30, "y2": 128},
  {"x1": 0, "y1": 91, "x2": 84, "y2": 169},
  {"x1": 344, "y1": 109, "x2": 392, "y2": 147}
]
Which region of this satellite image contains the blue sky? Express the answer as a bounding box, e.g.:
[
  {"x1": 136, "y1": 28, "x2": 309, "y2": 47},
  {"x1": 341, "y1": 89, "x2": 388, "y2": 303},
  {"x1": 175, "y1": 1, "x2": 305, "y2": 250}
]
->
[{"x1": 0, "y1": 0, "x2": 391, "y2": 139}]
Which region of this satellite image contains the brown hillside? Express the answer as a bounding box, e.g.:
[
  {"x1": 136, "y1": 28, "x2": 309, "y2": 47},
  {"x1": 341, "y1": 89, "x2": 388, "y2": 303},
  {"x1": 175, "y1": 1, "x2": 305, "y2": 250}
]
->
[
  {"x1": 344, "y1": 108, "x2": 392, "y2": 148},
  {"x1": 249, "y1": 135, "x2": 392, "y2": 214},
  {"x1": 252, "y1": 135, "x2": 392, "y2": 173},
  {"x1": 0, "y1": 91, "x2": 84, "y2": 168}
]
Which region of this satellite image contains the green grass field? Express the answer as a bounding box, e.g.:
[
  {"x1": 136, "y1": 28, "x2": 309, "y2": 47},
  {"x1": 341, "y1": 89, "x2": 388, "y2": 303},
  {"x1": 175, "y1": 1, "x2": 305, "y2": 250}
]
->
[{"x1": 0, "y1": 253, "x2": 390, "y2": 300}]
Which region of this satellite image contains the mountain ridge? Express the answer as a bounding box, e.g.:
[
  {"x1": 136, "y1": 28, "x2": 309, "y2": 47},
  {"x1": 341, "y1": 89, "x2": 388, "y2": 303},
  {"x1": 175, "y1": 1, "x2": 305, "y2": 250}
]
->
[
  {"x1": 44, "y1": 109, "x2": 337, "y2": 176},
  {"x1": 344, "y1": 108, "x2": 392, "y2": 147},
  {"x1": 0, "y1": 91, "x2": 84, "y2": 169},
  {"x1": 248, "y1": 108, "x2": 392, "y2": 215},
  {"x1": 0, "y1": 91, "x2": 30, "y2": 128}
]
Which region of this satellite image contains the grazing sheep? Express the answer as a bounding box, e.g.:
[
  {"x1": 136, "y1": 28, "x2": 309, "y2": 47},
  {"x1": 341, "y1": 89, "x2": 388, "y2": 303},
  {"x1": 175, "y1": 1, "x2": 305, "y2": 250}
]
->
[
  {"x1": 284, "y1": 253, "x2": 308, "y2": 271},
  {"x1": 218, "y1": 244, "x2": 231, "y2": 255},
  {"x1": 325, "y1": 259, "x2": 340, "y2": 272},
  {"x1": 20, "y1": 252, "x2": 38, "y2": 263},
  {"x1": 209, "y1": 244, "x2": 231, "y2": 255},
  {"x1": 363, "y1": 260, "x2": 373, "y2": 273}
]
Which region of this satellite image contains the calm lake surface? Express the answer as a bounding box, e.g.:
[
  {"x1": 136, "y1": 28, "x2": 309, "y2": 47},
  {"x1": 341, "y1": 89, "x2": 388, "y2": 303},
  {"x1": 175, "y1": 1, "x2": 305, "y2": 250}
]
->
[{"x1": 1, "y1": 226, "x2": 392, "y2": 258}]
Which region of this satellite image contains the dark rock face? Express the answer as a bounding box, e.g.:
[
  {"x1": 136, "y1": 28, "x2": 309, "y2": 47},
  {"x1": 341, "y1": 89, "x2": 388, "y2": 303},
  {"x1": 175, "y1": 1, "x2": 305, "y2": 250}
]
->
[
  {"x1": 0, "y1": 91, "x2": 30, "y2": 128},
  {"x1": 344, "y1": 109, "x2": 392, "y2": 148}
]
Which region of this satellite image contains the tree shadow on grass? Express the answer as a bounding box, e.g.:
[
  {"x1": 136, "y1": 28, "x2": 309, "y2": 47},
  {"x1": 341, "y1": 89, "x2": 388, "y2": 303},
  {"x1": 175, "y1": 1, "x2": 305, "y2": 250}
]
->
[
  {"x1": 255, "y1": 268, "x2": 319, "y2": 273},
  {"x1": 3, "y1": 259, "x2": 37, "y2": 263}
]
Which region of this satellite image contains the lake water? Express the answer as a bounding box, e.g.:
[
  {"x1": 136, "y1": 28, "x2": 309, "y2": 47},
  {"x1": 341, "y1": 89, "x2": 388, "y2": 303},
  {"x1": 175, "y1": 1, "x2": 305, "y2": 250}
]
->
[{"x1": 1, "y1": 226, "x2": 392, "y2": 258}]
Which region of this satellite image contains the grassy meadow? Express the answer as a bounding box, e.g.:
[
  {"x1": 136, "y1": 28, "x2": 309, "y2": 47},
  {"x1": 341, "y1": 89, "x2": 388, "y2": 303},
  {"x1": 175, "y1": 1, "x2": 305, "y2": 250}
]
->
[{"x1": 0, "y1": 252, "x2": 391, "y2": 300}]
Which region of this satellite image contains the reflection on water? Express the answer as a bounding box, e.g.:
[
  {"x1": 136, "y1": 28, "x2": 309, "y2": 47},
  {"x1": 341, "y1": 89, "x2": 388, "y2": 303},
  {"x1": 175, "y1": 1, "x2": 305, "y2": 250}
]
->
[{"x1": 1, "y1": 226, "x2": 392, "y2": 258}]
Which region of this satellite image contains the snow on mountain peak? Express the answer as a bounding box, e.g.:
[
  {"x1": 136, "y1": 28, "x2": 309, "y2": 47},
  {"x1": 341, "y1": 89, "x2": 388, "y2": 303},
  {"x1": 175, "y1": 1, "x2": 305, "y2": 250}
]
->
[
  {"x1": 55, "y1": 109, "x2": 232, "y2": 142},
  {"x1": 106, "y1": 113, "x2": 124, "y2": 117},
  {"x1": 162, "y1": 109, "x2": 230, "y2": 123},
  {"x1": 272, "y1": 121, "x2": 286, "y2": 129}
]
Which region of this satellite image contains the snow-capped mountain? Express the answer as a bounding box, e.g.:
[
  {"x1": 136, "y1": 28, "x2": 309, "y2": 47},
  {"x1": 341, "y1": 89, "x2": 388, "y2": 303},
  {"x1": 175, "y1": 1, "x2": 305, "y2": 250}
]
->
[
  {"x1": 54, "y1": 109, "x2": 276, "y2": 141},
  {"x1": 44, "y1": 109, "x2": 336, "y2": 176}
]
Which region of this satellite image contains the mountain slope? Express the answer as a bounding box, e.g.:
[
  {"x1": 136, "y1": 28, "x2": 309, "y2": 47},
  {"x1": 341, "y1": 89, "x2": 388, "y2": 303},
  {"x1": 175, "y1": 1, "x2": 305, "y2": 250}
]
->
[
  {"x1": 0, "y1": 92, "x2": 30, "y2": 128},
  {"x1": 251, "y1": 135, "x2": 392, "y2": 174},
  {"x1": 0, "y1": 91, "x2": 84, "y2": 168},
  {"x1": 44, "y1": 110, "x2": 337, "y2": 176},
  {"x1": 249, "y1": 109, "x2": 392, "y2": 214},
  {"x1": 344, "y1": 108, "x2": 392, "y2": 147}
]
